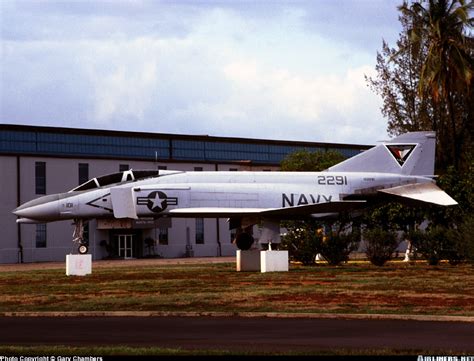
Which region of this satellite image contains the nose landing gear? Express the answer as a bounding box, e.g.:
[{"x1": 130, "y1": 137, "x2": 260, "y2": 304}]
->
[{"x1": 73, "y1": 219, "x2": 89, "y2": 254}]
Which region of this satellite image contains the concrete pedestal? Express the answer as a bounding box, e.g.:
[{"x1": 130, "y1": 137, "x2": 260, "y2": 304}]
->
[
  {"x1": 236, "y1": 250, "x2": 289, "y2": 272},
  {"x1": 260, "y1": 250, "x2": 289, "y2": 273},
  {"x1": 66, "y1": 254, "x2": 92, "y2": 276},
  {"x1": 236, "y1": 250, "x2": 261, "y2": 271}
]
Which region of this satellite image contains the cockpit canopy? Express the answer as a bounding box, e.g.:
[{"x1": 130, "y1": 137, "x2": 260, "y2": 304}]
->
[{"x1": 70, "y1": 169, "x2": 159, "y2": 192}]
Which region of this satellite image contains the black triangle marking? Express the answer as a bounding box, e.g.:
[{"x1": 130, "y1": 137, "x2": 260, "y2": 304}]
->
[{"x1": 386, "y1": 144, "x2": 416, "y2": 166}]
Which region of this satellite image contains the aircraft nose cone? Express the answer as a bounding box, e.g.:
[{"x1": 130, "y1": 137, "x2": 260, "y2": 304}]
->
[{"x1": 13, "y1": 194, "x2": 60, "y2": 221}]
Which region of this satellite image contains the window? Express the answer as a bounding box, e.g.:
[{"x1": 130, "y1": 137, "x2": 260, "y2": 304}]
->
[
  {"x1": 36, "y1": 224, "x2": 47, "y2": 248},
  {"x1": 119, "y1": 164, "x2": 129, "y2": 172},
  {"x1": 229, "y1": 168, "x2": 238, "y2": 171},
  {"x1": 132, "y1": 170, "x2": 159, "y2": 180},
  {"x1": 158, "y1": 228, "x2": 168, "y2": 245},
  {"x1": 195, "y1": 218, "x2": 204, "y2": 244},
  {"x1": 35, "y1": 162, "x2": 46, "y2": 194},
  {"x1": 78, "y1": 163, "x2": 89, "y2": 185},
  {"x1": 172, "y1": 140, "x2": 205, "y2": 160},
  {"x1": 158, "y1": 166, "x2": 167, "y2": 170},
  {"x1": 194, "y1": 167, "x2": 203, "y2": 171}
]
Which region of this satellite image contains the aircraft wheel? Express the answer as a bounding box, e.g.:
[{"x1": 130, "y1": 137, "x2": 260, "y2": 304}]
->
[
  {"x1": 235, "y1": 232, "x2": 254, "y2": 250},
  {"x1": 78, "y1": 245, "x2": 89, "y2": 254}
]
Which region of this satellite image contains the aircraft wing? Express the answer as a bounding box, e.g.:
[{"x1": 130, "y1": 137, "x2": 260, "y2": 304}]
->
[
  {"x1": 378, "y1": 182, "x2": 458, "y2": 206},
  {"x1": 167, "y1": 200, "x2": 367, "y2": 218},
  {"x1": 168, "y1": 208, "x2": 267, "y2": 218},
  {"x1": 259, "y1": 200, "x2": 367, "y2": 217}
]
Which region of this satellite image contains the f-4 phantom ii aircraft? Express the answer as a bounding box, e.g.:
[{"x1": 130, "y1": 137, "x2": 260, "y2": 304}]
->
[{"x1": 13, "y1": 131, "x2": 457, "y2": 253}]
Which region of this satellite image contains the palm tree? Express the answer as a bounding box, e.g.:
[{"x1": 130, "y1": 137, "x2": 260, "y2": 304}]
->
[{"x1": 398, "y1": 0, "x2": 474, "y2": 170}]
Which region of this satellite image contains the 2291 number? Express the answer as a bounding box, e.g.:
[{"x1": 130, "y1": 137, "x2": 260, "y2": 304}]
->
[{"x1": 317, "y1": 175, "x2": 348, "y2": 185}]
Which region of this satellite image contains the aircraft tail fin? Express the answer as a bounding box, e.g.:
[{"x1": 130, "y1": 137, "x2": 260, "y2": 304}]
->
[{"x1": 328, "y1": 131, "x2": 436, "y2": 176}]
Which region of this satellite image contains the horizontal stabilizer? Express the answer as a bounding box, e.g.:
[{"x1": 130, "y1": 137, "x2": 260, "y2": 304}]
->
[
  {"x1": 378, "y1": 183, "x2": 458, "y2": 206},
  {"x1": 168, "y1": 201, "x2": 367, "y2": 218},
  {"x1": 110, "y1": 187, "x2": 138, "y2": 219}
]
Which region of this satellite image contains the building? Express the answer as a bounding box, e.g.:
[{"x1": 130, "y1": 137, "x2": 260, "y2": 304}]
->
[{"x1": 0, "y1": 124, "x2": 370, "y2": 264}]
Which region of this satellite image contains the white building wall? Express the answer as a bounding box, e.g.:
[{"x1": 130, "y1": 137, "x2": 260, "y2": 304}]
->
[{"x1": 0, "y1": 156, "x2": 19, "y2": 263}]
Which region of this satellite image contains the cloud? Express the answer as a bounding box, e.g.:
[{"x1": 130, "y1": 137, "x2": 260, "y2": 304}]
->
[
  {"x1": 173, "y1": 59, "x2": 383, "y2": 143},
  {"x1": 1, "y1": 1, "x2": 395, "y2": 145},
  {"x1": 299, "y1": 0, "x2": 402, "y2": 52}
]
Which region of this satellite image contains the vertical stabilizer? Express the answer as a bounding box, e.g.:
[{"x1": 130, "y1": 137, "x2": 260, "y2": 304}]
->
[{"x1": 328, "y1": 131, "x2": 436, "y2": 175}]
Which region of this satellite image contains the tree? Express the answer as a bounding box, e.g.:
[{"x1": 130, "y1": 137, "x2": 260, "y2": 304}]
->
[
  {"x1": 407, "y1": 158, "x2": 474, "y2": 265},
  {"x1": 430, "y1": 155, "x2": 474, "y2": 226},
  {"x1": 398, "y1": 0, "x2": 474, "y2": 171},
  {"x1": 367, "y1": 1, "x2": 473, "y2": 265},
  {"x1": 367, "y1": 0, "x2": 474, "y2": 172},
  {"x1": 281, "y1": 149, "x2": 345, "y2": 172},
  {"x1": 366, "y1": 25, "x2": 434, "y2": 137}
]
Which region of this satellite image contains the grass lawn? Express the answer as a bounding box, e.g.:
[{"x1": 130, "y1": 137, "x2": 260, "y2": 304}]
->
[{"x1": 0, "y1": 260, "x2": 473, "y2": 316}]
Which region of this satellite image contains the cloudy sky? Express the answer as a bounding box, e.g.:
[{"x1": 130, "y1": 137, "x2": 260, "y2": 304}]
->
[{"x1": 1, "y1": 0, "x2": 402, "y2": 145}]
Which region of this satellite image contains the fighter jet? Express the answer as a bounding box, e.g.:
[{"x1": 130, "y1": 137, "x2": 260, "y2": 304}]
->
[{"x1": 13, "y1": 131, "x2": 457, "y2": 253}]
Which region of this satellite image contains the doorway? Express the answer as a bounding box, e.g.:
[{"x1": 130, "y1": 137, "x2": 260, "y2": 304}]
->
[
  {"x1": 108, "y1": 230, "x2": 143, "y2": 259},
  {"x1": 117, "y1": 234, "x2": 134, "y2": 259}
]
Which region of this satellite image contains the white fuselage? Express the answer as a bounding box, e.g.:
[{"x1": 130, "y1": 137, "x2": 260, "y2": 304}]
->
[
  {"x1": 14, "y1": 131, "x2": 457, "y2": 227},
  {"x1": 37, "y1": 171, "x2": 430, "y2": 221}
]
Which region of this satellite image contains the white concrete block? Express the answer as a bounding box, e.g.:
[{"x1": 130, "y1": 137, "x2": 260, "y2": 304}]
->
[
  {"x1": 236, "y1": 250, "x2": 261, "y2": 271},
  {"x1": 260, "y1": 250, "x2": 289, "y2": 273},
  {"x1": 66, "y1": 254, "x2": 92, "y2": 276}
]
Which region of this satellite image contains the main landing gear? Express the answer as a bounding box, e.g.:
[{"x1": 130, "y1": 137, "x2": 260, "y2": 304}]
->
[
  {"x1": 231, "y1": 218, "x2": 281, "y2": 251},
  {"x1": 234, "y1": 228, "x2": 254, "y2": 250}
]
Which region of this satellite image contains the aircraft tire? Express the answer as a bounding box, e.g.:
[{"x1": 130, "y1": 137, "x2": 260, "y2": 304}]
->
[
  {"x1": 78, "y1": 245, "x2": 89, "y2": 254},
  {"x1": 235, "y1": 232, "x2": 254, "y2": 250}
]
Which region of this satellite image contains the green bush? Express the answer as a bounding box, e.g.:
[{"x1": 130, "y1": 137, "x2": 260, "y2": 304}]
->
[
  {"x1": 319, "y1": 229, "x2": 361, "y2": 266},
  {"x1": 460, "y1": 215, "x2": 474, "y2": 262},
  {"x1": 442, "y1": 216, "x2": 474, "y2": 265},
  {"x1": 363, "y1": 228, "x2": 400, "y2": 266},
  {"x1": 409, "y1": 225, "x2": 466, "y2": 265},
  {"x1": 281, "y1": 219, "x2": 361, "y2": 266},
  {"x1": 280, "y1": 221, "x2": 322, "y2": 265}
]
